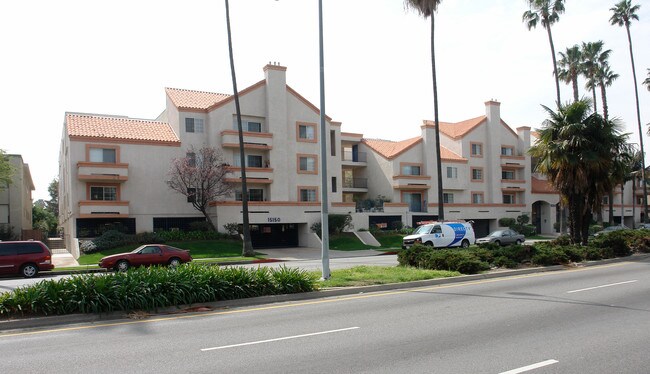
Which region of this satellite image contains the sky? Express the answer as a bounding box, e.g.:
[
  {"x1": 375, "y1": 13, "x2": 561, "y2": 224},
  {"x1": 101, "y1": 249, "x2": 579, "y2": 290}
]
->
[{"x1": 1, "y1": 0, "x2": 649, "y2": 201}]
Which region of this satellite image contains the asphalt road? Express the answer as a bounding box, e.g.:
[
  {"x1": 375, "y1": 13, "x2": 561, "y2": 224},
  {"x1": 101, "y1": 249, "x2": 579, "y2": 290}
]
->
[{"x1": 1, "y1": 258, "x2": 649, "y2": 373}]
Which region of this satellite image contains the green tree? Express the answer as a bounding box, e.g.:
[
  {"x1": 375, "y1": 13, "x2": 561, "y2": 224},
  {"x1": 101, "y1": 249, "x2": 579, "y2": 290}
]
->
[
  {"x1": 610, "y1": 0, "x2": 648, "y2": 223},
  {"x1": 404, "y1": 0, "x2": 445, "y2": 220},
  {"x1": 557, "y1": 45, "x2": 582, "y2": 102},
  {"x1": 529, "y1": 100, "x2": 627, "y2": 245},
  {"x1": 581, "y1": 41, "x2": 611, "y2": 113},
  {"x1": 224, "y1": 0, "x2": 254, "y2": 257},
  {"x1": 47, "y1": 178, "x2": 59, "y2": 218},
  {"x1": 32, "y1": 204, "x2": 57, "y2": 236},
  {"x1": 595, "y1": 63, "x2": 619, "y2": 121},
  {"x1": 522, "y1": 0, "x2": 565, "y2": 106},
  {"x1": 0, "y1": 149, "x2": 13, "y2": 190}
]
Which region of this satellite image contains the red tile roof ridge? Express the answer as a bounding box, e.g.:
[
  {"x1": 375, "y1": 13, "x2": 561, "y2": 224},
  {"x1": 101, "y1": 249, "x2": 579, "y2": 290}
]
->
[
  {"x1": 165, "y1": 87, "x2": 230, "y2": 97},
  {"x1": 66, "y1": 113, "x2": 180, "y2": 144}
]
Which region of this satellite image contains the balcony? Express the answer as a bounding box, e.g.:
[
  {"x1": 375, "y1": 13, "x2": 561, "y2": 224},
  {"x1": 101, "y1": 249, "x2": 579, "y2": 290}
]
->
[
  {"x1": 221, "y1": 130, "x2": 273, "y2": 149},
  {"x1": 77, "y1": 162, "x2": 128, "y2": 182},
  {"x1": 78, "y1": 200, "x2": 129, "y2": 218},
  {"x1": 342, "y1": 150, "x2": 367, "y2": 167},
  {"x1": 342, "y1": 177, "x2": 368, "y2": 193}
]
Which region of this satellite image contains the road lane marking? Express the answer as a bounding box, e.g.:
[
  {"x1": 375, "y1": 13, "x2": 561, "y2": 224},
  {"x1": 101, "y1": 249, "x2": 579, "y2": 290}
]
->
[
  {"x1": 201, "y1": 326, "x2": 359, "y2": 351},
  {"x1": 567, "y1": 280, "x2": 637, "y2": 293},
  {"x1": 0, "y1": 261, "x2": 634, "y2": 338},
  {"x1": 499, "y1": 359, "x2": 558, "y2": 374}
]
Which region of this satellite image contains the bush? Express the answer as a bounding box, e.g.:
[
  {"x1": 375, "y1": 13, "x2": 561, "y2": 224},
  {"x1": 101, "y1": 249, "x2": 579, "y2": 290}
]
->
[
  {"x1": 0, "y1": 264, "x2": 317, "y2": 317},
  {"x1": 134, "y1": 232, "x2": 165, "y2": 244},
  {"x1": 493, "y1": 256, "x2": 518, "y2": 269},
  {"x1": 499, "y1": 218, "x2": 516, "y2": 227},
  {"x1": 189, "y1": 221, "x2": 213, "y2": 232},
  {"x1": 551, "y1": 235, "x2": 572, "y2": 246},
  {"x1": 493, "y1": 244, "x2": 534, "y2": 264},
  {"x1": 80, "y1": 240, "x2": 97, "y2": 254},
  {"x1": 397, "y1": 243, "x2": 430, "y2": 267},
  {"x1": 0, "y1": 225, "x2": 18, "y2": 241},
  {"x1": 311, "y1": 214, "x2": 354, "y2": 236},
  {"x1": 93, "y1": 230, "x2": 130, "y2": 251},
  {"x1": 584, "y1": 247, "x2": 604, "y2": 261},
  {"x1": 420, "y1": 250, "x2": 489, "y2": 274},
  {"x1": 531, "y1": 243, "x2": 570, "y2": 266},
  {"x1": 589, "y1": 231, "x2": 631, "y2": 258},
  {"x1": 223, "y1": 223, "x2": 240, "y2": 236}
]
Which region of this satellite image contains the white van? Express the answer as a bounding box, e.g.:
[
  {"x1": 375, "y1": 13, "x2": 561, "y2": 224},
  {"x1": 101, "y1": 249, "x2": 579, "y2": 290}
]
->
[{"x1": 402, "y1": 221, "x2": 475, "y2": 249}]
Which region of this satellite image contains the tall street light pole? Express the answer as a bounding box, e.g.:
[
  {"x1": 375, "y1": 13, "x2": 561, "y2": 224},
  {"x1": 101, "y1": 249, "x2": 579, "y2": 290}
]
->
[{"x1": 318, "y1": 0, "x2": 330, "y2": 280}]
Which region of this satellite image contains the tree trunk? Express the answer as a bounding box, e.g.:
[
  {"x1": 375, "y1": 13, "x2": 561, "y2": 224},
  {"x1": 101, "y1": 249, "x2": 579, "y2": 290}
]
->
[
  {"x1": 545, "y1": 24, "x2": 561, "y2": 106},
  {"x1": 608, "y1": 190, "x2": 614, "y2": 225},
  {"x1": 572, "y1": 76, "x2": 579, "y2": 102},
  {"x1": 625, "y1": 24, "x2": 649, "y2": 223},
  {"x1": 225, "y1": 0, "x2": 254, "y2": 257},
  {"x1": 430, "y1": 15, "x2": 444, "y2": 220},
  {"x1": 600, "y1": 83, "x2": 608, "y2": 121},
  {"x1": 591, "y1": 87, "x2": 598, "y2": 114}
]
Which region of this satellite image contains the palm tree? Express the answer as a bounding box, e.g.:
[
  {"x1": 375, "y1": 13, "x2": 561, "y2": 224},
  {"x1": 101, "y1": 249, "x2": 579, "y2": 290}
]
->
[
  {"x1": 404, "y1": 0, "x2": 445, "y2": 220},
  {"x1": 557, "y1": 45, "x2": 582, "y2": 102},
  {"x1": 224, "y1": 0, "x2": 254, "y2": 256},
  {"x1": 529, "y1": 100, "x2": 626, "y2": 244},
  {"x1": 595, "y1": 63, "x2": 619, "y2": 122},
  {"x1": 522, "y1": 0, "x2": 565, "y2": 106},
  {"x1": 581, "y1": 41, "x2": 611, "y2": 114},
  {"x1": 610, "y1": 0, "x2": 648, "y2": 223}
]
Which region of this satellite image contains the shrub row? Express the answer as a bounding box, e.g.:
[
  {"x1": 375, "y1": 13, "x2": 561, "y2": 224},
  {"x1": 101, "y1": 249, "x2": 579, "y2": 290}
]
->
[
  {"x1": 398, "y1": 229, "x2": 650, "y2": 274},
  {"x1": 81, "y1": 230, "x2": 233, "y2": 254},
  {"x1": 0, "y1": 264, "x2": 317, "y2": 317}
]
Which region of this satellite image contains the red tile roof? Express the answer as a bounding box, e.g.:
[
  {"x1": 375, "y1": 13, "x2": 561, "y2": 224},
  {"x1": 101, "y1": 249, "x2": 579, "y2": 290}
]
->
[
  {"x1": 424, "y1": 116, "x2": 487, "y2": 140},
  {"x1": 66, "y1": 113, "x2": 180, "y2": 144},
  {"x1": 165, "y1": 87, "x2": 230, "y2": 111},
  {"x1": 363, "y1": 137, "x2": 465, "y2": 161}
]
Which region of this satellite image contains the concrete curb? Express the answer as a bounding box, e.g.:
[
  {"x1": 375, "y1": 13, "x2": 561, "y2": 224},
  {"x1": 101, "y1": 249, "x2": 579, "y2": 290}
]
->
[{"x1": 2, "y1": 253, "x2": 649, "y2": 333}]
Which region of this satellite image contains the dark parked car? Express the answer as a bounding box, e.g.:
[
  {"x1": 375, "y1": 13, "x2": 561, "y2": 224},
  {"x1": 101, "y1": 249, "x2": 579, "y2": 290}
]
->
[
  {"x1": 593, "y1": 225, "x2": 629, "y2": 237},
  {"x1": 0, "y1": 240, "x2": 55, "y2": 278},
  {"x1": 99, "y1": 244, "x2": 192, "y2": 271},
  {"x1": 476, "y1": 229, "x2": 525, "y2": 246}
]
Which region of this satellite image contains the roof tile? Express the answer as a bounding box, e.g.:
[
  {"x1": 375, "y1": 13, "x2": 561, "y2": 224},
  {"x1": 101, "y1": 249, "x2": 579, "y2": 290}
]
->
[
  {"x1": 66, "y1": 114, "x2": 180, "y2": 144},
  {"x1": 363, "y1": 137, "x2": 465, "y2": 161},
  {"x1": 165, "y1": 87, "x2": 230, "y2": 111}
]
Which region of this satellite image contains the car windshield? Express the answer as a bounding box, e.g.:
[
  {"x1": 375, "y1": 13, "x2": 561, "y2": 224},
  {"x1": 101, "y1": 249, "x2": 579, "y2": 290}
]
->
[
  {"x1": 489, "y1": 230, "x2": 504, "y2": 237},
  {"x1": 130, "y1": 245, "x2": 147, "y2": 254},
  {"x1": 413, "y1": 225, "x2": 431, "y2": 235}
]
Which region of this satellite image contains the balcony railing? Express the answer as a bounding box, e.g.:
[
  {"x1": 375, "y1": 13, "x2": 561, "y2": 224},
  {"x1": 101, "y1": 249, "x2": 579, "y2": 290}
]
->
[
  {"x1": 343, "y1": 178, "x2": 368, "y2": 189},
  {"x1": 343, "y1": 150, "x2": 367, "y2": 163}
]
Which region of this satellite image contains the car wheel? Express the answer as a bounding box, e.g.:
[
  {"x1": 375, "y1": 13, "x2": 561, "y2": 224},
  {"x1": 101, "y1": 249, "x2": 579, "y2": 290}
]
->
[
  {"x1": 461, "y1": 239, "x2": 470, "y2": 248},
  {"x1": 21, "y1": 263, "x2": 39, "y2": 278},
  {"x1": 424, "y1": 241, "x2": 433, "y2": 247},
  {"x1": 116, "y1": 260, "x2": 130, "y2": 272},
  {"x1": 494, "y1": 240, "x2": 501, "y2": 246},
  {"x1": 168, "y1": 257, "x2": 181, "y2": 268},
  {"x1": 516, "y1": 239, "x2": 523, "y2": 245}
]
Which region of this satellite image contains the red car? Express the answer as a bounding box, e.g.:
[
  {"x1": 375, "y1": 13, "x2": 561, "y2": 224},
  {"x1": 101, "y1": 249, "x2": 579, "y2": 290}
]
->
[
  {"x1": 99, "y1": 244, "x2": 192, "y2": 271},
  {"x1": 0, "y1": 241, "x2": 55, "y2": 278}
]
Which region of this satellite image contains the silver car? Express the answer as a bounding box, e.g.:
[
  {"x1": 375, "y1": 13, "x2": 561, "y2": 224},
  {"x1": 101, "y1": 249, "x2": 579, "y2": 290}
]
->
[{"x1": 476, "y1": 229, "x2": 525, "y2": 246}]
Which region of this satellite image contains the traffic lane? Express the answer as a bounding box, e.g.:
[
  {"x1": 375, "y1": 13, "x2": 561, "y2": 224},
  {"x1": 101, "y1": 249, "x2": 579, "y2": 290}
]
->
[
  {"x1": 0, "y1": 274, "x2": 69, "y2": 293},
  {"x1": 2, "y1": 261, "x2": 649, "y2": 373}
]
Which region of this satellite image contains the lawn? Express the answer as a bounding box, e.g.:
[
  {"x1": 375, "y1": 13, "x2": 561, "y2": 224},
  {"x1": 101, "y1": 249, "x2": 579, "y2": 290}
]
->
[
  {"x1": 77, "y1": 240, "x2": 262, "y2": 265},
  {"x1": 315, "y1": 265, "x2": 460, "y2": 287},
  {"x1": 328, "y1": 232, "x2": 404, "y2": 251}
]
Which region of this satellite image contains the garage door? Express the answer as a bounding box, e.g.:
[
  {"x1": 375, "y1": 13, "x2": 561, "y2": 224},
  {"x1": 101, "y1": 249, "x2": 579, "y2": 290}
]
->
[{"x1": 249, "y1": 224, "x2": 299, "y2": 248}]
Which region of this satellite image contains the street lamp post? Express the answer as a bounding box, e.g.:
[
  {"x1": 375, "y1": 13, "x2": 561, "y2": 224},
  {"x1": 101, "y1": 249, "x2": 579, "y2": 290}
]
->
[{"x1": 317, "y1": 0, "x2": 330, "y2": 280}]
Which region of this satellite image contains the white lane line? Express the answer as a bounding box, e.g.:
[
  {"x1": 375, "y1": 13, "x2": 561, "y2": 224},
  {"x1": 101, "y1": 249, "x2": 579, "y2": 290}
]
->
[
  {"x1": 499, "y1": 359, "x2": 558, "y2": 374},
  {"x1": 567, "y1": 280, "x2": 637, "y2": 294},
  {"x1": 201, "y1": 326, "x2": 360, "y2": 352}
]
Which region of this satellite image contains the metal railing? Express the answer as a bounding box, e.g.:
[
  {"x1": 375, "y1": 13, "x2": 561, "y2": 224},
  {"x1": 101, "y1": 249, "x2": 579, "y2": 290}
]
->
[
  {"x1": 343, "y1": 150, "x2": 367, "y2": 162},
  {"x1": 343, "y1": 178, "x2": 368, "y2": 189}
]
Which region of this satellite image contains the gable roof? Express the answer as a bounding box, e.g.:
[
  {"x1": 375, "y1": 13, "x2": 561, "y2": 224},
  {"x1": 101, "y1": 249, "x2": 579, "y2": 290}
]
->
[
  {"x1": 362, "y1": 137, "x2": 465, "y2": 161},
  {"x1": 66, "y1": 113, "x2": 180, "y2": 145},
  {"x1": 165, "y1": 87, "x2": 231, "y2": 111},
  {"x1": 424, "y1": 116, "x2": 486, "y2": 140}
]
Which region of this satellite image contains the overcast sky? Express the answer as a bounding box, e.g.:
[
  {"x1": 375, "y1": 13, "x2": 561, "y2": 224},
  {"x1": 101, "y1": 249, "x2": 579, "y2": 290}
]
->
[{"x1": 1, "y1": 0, "x2": 649, "y2": 201}]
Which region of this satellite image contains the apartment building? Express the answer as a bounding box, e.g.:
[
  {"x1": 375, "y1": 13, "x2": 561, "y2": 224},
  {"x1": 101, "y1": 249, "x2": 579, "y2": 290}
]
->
[
  {"x1": 0, "y1": 155, "x2": 35, "y2": 239},
  {"x1": 58, "y1": 63, "x2": 645, "y2": 250}
]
